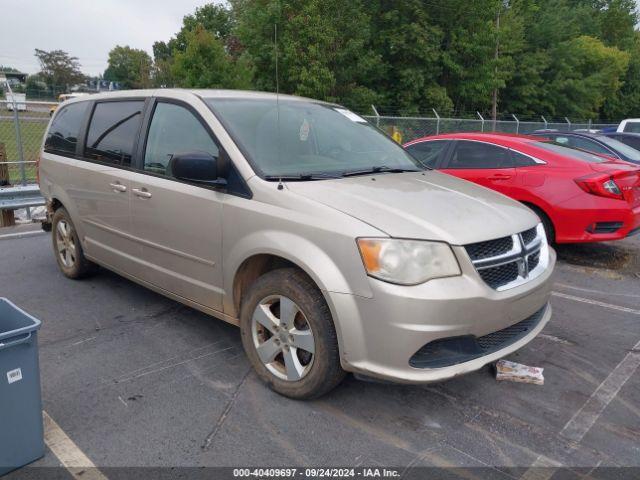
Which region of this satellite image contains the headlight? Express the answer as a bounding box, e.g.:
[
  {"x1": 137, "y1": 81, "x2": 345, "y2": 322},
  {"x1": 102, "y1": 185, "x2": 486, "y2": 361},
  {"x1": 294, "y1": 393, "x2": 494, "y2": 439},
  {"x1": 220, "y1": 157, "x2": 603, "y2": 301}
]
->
[{"x1": 357, "y1": 238, "x2": 461, "y2": 285}]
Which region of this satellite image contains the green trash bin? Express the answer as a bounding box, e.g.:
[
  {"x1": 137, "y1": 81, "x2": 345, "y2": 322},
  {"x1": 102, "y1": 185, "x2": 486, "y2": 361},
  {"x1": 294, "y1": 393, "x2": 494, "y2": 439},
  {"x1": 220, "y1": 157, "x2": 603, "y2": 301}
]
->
[{"x1": 0, "y1": 298, "x2": 44, "y2": 475}]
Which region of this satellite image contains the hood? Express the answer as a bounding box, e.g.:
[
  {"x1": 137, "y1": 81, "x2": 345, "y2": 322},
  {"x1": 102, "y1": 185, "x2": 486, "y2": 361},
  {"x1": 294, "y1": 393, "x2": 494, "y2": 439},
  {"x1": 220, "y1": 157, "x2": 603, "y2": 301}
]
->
[{"x1": 286, "y1": 171, "x2": 539, "y2": 245}]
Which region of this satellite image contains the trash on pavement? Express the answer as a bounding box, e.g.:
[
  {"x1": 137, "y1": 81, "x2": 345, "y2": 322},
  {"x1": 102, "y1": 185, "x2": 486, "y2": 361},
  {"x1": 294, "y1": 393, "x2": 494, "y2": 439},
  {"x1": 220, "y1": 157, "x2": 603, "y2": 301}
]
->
[{"x1": 495, "y1": 359, "x2": 544, "y2": 385}]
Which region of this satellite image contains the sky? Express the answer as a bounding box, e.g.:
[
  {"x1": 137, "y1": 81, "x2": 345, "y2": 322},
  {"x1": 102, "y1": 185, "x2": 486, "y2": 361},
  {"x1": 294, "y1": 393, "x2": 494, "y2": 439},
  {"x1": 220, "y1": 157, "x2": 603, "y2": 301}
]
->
[{"x1": 0, "y1": 0, "x2": 219, "y2": 77}]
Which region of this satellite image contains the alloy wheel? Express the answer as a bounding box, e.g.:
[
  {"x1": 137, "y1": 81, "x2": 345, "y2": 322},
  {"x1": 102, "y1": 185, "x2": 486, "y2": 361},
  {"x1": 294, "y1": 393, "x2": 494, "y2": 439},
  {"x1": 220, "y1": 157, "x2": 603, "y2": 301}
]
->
[
  {"x1": 251, "y1": 295, "x2": 315, "y2": 381},
  {"x1": 55, "y1": 219, "x2": 76, "y2": 268}
]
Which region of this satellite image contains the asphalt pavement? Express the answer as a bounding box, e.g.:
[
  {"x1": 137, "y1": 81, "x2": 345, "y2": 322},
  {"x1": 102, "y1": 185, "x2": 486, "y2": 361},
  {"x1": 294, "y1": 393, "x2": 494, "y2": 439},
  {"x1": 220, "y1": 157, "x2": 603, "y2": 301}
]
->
[{"x1": 1, "y1": 225, "x2": 639, "y2": 478}]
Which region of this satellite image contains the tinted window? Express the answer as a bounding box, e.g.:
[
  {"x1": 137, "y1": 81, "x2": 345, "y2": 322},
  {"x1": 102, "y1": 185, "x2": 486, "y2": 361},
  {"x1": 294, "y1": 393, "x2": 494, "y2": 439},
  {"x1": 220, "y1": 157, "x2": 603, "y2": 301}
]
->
[
  {"x1": 569, "y1": 136, "x2": 612, "y2": 156},
  {"x1": 144, "y1": 103, "x2": 219, "y2": 176},
  {"x1": 595, "y1": 136, "x2": 640, "y2": 161},
  {"x1": 511, "y1": 150, "x2": 538, "y2": 167},
  {"x1": 44, "y1": 102, "x2": 88, "y2": 155},
  {"x1": 623, "y1": 122, "x2": 640, "y2": 133},
  {"x1": 448, "y1": 141, "x2": 512, "y2": 169},
  {"x1": 84, "y1": 101, "x2": 144, "y2": 167},
  {"x1": 405, "y1": 140, "x2": 448, "y2": 167},
  {"x1": 608, "y1": 134, "x2": 640, "y2": 151}
]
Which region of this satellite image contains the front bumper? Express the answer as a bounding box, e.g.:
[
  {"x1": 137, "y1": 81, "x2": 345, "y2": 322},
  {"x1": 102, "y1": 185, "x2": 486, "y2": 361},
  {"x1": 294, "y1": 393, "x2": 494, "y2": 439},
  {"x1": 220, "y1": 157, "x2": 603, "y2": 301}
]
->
[{"x1": 328, "y1": 247, "x2": 555, "y2": 384}]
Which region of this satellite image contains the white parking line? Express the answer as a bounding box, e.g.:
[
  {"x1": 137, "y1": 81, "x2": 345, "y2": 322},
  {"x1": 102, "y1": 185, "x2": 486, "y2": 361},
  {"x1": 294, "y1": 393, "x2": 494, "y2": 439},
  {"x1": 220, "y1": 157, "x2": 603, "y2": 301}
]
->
[
  {"x1": 559, "y1": 337, "x2": 640, "y2": 443},
  {"x1": 552, "y1": 290, "x2": 640, "y2": 443},
  {"x1": 551, "y1": 291, "x2": 640, "y2": 315},
  {"x1": 43, "y1": 411, "x2": 108, "y2": 480},
  {"x1": 0, "y1": 230, "x2": 45, "y2": 240}
]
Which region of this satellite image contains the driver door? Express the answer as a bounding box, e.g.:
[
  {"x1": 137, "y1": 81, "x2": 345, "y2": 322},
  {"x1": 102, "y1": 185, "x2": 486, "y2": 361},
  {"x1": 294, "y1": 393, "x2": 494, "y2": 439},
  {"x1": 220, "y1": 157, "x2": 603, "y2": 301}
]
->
[{"x1": 129, "y1": 100, "x2": 225, "y2": 311}]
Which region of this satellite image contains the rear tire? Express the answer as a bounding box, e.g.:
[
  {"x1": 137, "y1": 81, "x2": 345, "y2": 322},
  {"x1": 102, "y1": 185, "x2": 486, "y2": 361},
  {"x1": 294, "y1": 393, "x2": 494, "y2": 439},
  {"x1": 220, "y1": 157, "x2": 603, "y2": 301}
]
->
[
  {"x1": 51, "y1": 207, "x2": 97, "y2": 279},
  {"x1": 239, "y1": 268, "x2": 345, "y2": 399}
]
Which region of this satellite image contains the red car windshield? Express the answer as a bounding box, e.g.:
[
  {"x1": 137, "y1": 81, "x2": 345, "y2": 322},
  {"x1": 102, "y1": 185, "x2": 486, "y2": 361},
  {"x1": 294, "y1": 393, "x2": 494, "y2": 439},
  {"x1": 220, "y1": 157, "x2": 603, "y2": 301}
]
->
[{"x1": 531, "y1": 141, "x2": 608, "y2": 163}]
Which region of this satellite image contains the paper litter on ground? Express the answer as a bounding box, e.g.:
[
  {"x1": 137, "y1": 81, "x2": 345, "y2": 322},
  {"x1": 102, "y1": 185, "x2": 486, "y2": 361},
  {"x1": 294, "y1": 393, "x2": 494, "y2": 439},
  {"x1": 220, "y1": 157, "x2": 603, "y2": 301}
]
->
[{"x1": 495, "y1": 359, "x2": 544, "y2": 385}]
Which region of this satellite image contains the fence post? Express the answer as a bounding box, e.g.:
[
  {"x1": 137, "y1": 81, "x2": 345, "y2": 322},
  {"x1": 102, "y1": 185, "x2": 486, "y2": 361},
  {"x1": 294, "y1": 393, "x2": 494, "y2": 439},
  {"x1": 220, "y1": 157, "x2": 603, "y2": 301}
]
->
[
  {"x1": 511, "y1": 114, "x2": 520, "y2": 134},
  {"x1": 432, "y1": 108, "x2": 440, "y2": 135},
  {"x1": 588, "y1": 119, "x2": 592, "y2": 131},
  {"x1": 0, "y1": 143, "x2": 15, "y2": 227},
  {"x1": 564, "y1": 117, "x2": 572, "y2": 132},
  {"x1": 5, "y1": 80, "x2": 31, "y2": 220},
  {"x1": 5, "y1": 82, "x2": 27, "y2": 186},
  {"x1": 371, "y1": 104, "x2": 380, "y2": 129},
  {"x1": 541, "y1": 115, "x2": 548, "y2": 129},
  {"x1": 477, "y1": 112, "x2": 485, "y2": 132}
]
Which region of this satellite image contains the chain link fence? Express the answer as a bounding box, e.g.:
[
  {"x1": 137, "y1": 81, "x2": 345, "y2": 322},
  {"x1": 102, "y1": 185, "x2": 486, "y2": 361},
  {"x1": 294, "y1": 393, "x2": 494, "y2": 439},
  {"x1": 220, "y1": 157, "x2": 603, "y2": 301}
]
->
[
  {"x1": 0, "y1": 97, "x2": 622, "y2": 186},
  {"x1": 364, "y1": 115, "x2": 618, "y2": 144},
  {"x1": 0, "y1": 100, "x2": 52, "y2": 185}
]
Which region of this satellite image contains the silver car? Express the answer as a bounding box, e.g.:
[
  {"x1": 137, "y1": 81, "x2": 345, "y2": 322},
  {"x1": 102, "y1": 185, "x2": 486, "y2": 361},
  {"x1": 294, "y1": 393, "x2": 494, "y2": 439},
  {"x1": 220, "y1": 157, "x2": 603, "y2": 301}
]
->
[{"x1": 39, "y1": 89, "x2": 555, "y2": 398}]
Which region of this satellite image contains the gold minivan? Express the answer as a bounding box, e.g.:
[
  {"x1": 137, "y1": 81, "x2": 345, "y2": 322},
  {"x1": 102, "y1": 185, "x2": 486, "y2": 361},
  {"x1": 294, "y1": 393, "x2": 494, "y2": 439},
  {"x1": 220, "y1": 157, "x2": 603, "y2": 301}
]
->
[{"x1": 39, "y1": 89, "x2": 555, "y2": 398}]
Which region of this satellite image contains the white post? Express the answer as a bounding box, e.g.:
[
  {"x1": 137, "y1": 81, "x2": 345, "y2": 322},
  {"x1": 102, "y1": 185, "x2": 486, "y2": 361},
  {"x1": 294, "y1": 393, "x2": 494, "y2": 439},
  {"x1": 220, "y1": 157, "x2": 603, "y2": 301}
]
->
[
  {"x1": 477, "y1": 111, "x2": 485, "y2": 132},
  {"x1": 565, "y1": 117, "x2": 571, "y2": 132},
  {"x1": 511, "y1": 114, "x2": 519, "y2": 134},
  {"x1": 541, "y1": 115, "x2": 548, "y2": 130},
  {"x1": 371, "y1": 104, "x2": 380, "y2": 128},
  {"x1": 432, "y1": 108, "x2": 440, "y2": 135}
]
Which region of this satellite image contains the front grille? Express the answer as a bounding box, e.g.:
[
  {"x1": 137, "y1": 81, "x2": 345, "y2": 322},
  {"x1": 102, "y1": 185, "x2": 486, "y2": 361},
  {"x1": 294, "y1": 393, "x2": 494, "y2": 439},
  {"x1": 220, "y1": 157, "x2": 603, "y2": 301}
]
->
[
  {"x1": 465, "y1": 226, "x2": 545, "y2": 290},
  {"x1": 465, "y1": 236, "x2": 513, "y2": 261},
  {"x1": 521, "y1": 227, "x2": 537, "y2": 245},
  {"x1": 479, "y1": 263, "x2": 519, "y2": 289},
  {"x1": 409, "y1": 305, "x2": 547, "y2": 368}
]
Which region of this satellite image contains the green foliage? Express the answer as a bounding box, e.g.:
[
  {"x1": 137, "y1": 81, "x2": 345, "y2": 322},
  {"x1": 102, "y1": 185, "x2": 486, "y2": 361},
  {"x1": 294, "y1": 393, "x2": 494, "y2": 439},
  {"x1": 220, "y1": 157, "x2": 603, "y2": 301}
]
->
[
  {"x1": 104, "y1": 46, "x2": 153, "y2": 89},
  {"x1": 34, "y1": 49, "x2": 85, "y2": 89},
  {"x1": 114, "y1": 0, "x2": 640, "y2": 119},
  {"x1": 171, "y1": 26, "x2": 252, "y2": 89}
]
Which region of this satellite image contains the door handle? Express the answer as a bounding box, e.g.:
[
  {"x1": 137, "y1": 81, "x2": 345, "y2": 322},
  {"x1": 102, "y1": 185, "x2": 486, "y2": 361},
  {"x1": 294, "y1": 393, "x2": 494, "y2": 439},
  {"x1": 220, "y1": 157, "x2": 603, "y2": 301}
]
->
[
  {"x1": 109, "y1": 182, "x2": 127, "y2": 192},
  {"x1": 488, "y1": 174, "x2": 512, "y2": 180},
  {"x1": 132, "y1": 188, "x2": 152, "y2": 199}
]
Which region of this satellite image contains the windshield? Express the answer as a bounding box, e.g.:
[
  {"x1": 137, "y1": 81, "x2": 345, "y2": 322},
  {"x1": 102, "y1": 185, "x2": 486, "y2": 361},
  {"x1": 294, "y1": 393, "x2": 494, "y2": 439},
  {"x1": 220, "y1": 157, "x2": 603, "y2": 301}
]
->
[
  {"x1": 205, "y1": 98, "x2": 423, "y2": 178},
  {"x1": 531, "y1": 141, "x2": 608, "y2": 163},
  {"x1": 596, "y1": 136, "x2": 640, "y2": 161}
]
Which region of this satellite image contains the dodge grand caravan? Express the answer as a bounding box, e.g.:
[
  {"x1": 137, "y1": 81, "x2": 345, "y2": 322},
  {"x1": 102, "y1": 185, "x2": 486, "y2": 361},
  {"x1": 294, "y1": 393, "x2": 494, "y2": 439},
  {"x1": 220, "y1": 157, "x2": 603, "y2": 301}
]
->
[{"x1": 39, "y1": 90, "x2": 555, "y2": 399}]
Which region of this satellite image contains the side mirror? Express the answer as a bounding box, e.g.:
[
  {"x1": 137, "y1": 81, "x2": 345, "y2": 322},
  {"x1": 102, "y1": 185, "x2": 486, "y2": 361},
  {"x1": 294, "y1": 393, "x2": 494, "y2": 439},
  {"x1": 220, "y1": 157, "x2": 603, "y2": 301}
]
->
[{"x1": 168, "y1": 151, "x2": 226, "y2": 186}]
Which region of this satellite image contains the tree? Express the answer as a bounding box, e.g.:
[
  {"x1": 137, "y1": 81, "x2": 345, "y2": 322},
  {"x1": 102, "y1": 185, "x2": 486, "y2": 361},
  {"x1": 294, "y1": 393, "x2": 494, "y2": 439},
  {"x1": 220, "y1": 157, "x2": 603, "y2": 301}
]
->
[
  {"x1": 172, "y1": 3, "x2": 234, "y2": 51},
  {"x1": 232, "y1": 0, "x2": 378, "y2": 109},
  {"x1": 34, "y1": 49, "x2": 85, "y2": 89},
  {"x1": 104, "y1": 46, "x2": 153, "y2": 89},
  {"x1": 171, "y1": 26, "x2": 252, "y2": 89}
]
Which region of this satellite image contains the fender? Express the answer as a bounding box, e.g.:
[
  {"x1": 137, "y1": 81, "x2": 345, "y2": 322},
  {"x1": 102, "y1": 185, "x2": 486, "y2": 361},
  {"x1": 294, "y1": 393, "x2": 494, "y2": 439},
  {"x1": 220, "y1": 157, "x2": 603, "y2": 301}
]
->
[{"x1": 223, "y1": 229, "x2": 374, "y2": 314}]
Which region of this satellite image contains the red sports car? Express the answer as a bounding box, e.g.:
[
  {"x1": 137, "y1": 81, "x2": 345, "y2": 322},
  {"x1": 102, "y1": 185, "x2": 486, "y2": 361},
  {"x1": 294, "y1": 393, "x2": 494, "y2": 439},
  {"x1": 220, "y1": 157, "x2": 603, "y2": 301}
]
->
[{"x1": 404, "y1": 133, "x2": 640, "y2": 243}]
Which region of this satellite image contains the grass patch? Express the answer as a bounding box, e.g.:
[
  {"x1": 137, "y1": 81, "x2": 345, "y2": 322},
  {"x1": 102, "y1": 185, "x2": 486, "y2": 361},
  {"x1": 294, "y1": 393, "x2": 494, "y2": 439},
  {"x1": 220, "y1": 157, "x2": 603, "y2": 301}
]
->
[{"x1": 0, "y1": 119, "x2": 47, "y2": 183}]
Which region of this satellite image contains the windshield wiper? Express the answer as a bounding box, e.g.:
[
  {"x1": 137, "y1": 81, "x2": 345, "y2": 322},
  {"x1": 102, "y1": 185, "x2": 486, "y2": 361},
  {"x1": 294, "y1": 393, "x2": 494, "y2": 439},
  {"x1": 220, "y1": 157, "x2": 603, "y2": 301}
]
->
[
  {"x1": 341, "y1": 166, "x2": 423, "y2": 177},
  {"x1": 264, "y1": 172, "x2": 342, "y2": 181}
]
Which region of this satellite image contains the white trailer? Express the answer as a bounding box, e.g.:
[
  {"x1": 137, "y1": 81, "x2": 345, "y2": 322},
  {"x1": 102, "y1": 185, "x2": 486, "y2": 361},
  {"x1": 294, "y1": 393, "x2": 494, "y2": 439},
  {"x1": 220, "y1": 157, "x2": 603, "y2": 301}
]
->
[{"x1": 5, "y1": 92, "x2": 27, "y2": 111}]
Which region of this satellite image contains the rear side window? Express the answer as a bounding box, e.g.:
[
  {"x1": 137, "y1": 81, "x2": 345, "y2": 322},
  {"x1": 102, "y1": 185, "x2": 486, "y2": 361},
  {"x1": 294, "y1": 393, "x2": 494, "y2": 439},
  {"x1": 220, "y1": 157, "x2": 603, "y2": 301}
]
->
[
  {"x1": 623, "y1": 122, "x2": 640, "y2": 133},
  {"x1": 569, "y1": 136, "x2": 612, "y2": 156},
  {"x1": 84, "y1": 101, "x2": 144, "y2": 167},
  {"x1": 44, "y1": 102, "x2": 88, "y2": 156},
  {"x1": 405, "y1": 140, "x2": 448, "y2": 167},
  {"x1": 448, "y1": 141, "x2": 513, "y2": 169},
  {"x1": 610, "y1": 134, "x2": 640, "y2": 151}
]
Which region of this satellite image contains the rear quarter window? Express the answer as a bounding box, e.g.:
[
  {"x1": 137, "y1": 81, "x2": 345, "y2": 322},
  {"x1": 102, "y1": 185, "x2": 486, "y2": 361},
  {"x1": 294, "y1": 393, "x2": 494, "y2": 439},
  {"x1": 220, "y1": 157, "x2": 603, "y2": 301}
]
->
[
  {"x1": 623, "y1": 122, "x2": 640, "y2": 133},
  {"x1": 84, "y1": 101, "x2": 144, "y2": 167},
  {"x1": 44, "y1": 102, "x2": 88, "y2": 156}
]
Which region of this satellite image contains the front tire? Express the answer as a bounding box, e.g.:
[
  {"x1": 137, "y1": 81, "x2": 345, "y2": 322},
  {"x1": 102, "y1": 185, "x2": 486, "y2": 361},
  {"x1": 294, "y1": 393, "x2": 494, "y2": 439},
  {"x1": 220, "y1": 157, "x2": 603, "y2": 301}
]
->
[
  {"x1": 51, "y1": 207, "x2": 97, "y2": 279},
  {"x1": 239, "y1": 268, "x2": 345, "y2": 399}
]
